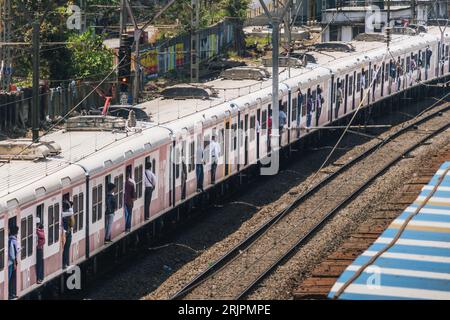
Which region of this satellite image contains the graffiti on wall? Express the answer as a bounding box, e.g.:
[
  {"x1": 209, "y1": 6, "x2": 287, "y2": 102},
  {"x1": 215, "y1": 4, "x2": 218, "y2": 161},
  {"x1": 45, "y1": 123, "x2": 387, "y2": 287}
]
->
[{"x1": 140, "y1": 19, "x2": 235, "y2": 81}]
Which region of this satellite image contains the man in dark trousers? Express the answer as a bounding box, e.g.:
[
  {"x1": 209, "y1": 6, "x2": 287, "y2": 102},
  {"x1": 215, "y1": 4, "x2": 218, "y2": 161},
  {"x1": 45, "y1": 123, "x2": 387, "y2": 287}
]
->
[
  {"x1": 8, "y1": 225, "x2": 19, "y2": 300},
  {"x1": 144, "y1": 162, "x2": 156, "y2": 220},
  {"x1": 124, "y1": 169, "x2": 136, "y2": 232},
  {"x1": 105, "y1": 183, "x2": 117, "y2": 242},
  {"x1": 36, "y1": 219, "x2": 45, "y2": 284}
]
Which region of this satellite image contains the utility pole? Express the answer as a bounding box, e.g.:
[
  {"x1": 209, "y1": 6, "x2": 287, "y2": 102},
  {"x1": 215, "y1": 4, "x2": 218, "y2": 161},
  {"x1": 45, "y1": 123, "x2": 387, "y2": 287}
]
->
[
  {"x1": 0, "y1": 0, "x2": 12, "y2": 91},
  {"x1": 191, "y1": 0, "x2": 200, "y2": 83},
  {"x1": 32, "y1": 22, "x2": 40, "y2": 142},
  {"x1": 125, "y1": 0, "x2": 141, "y2": 105},
  {"x1": 258, "y1": 0, "x2": 293, "y2": 176},
  {"x1": 387, "y1": 0, "x2": 391, "y2": 28},
  {"x1": 117, "y1": 0, "x2": 128, "y2": 102}
]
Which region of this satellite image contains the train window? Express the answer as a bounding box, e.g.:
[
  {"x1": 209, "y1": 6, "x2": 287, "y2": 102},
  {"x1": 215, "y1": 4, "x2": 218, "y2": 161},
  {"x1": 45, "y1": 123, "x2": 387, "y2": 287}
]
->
[
  {"x1": 135, "y1": 165, "x2": 143, "y2": 198},
  {"x1": 232, "y1": 123, "x2": 237, "y2": 150},
  {"x1": 152, "y1": 159, "x2": 156, "y2": 174},
  {"x1": 48, "y1": 203, "x2": 60, "y2": 246},
  {"x1": 220, "y1": 129, "x2": 225, "y2": 155},
  {"x1": 189, "y1": 142, "x2": 195, "y2": 172},
  {"x1": 364, "y1": 71, "x2": 369, "y2": 89},
  {"x1": 175, "y1": 147, "x2": 181, "y2": 180},
  {"x1": 20, "y1": 215, "x2": 33, "y2": 260},
  {"x1": 36, "y1": 203, "x2": 44, "y2": 225},
  {"x1": 250, "y1": 116, "x2": 256, "y2": 141},
  {"x1": 357, "y1": 73, "x2": 361, "y2": 91},
  {"x1": 261, "y1": 110, "x2": 267, "y2": 130},
  {"x1": 292, "y1": 98, "x2": 297, "y2": 122},
  {"x1": 0, "y1": 228, "x2": 4, "y2": 271},
  {"x1": 73, "y1": 193, "x2": 84, "y2": 233},
  {"x1": 349, "y1": 76, "x2": 353, "y2": 96},
  {"x1": 446, "y1": 46, "x2": 449, "y2": 60},
  {"x1": 114, "y1": 175, "x2": 124, "y2": 209},
  {"x1": 239, "y1": 120, "x2": 244, "y2": 146},
  {"x1": 92, "y1": 184, "x2": 103, "y2": 223},
  {"x1": 406, "y1": 57, "x2": 410, "y2": 73}
]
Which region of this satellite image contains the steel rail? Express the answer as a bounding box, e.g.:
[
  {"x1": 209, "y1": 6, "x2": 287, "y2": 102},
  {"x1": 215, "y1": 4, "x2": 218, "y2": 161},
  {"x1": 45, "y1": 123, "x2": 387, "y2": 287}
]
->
[{"x1": 170, "y1": 104, "x2": 450, "y2": 300}]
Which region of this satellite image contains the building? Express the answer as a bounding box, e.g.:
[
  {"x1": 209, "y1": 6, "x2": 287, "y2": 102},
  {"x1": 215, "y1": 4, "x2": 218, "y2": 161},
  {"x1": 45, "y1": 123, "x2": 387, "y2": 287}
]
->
[{"x1": 321, "y1": 0, "x2": 449, "y2": 42}]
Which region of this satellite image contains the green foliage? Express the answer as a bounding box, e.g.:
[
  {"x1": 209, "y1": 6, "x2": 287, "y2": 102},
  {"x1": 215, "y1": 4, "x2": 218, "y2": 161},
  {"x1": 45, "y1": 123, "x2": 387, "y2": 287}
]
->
[
  {"x1": 220, "y1": 0, "x2": 251, "y2": 22},
  {"x1": 68, "y1": 29, "x2": 114, "y2": 81}
]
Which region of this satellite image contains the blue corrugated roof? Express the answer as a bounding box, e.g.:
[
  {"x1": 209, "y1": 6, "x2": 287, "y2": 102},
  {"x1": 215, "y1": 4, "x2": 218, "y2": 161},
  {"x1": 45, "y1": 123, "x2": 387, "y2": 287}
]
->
[{"x1": 329, "y1": 162, "x2": 450, "y2": 300}]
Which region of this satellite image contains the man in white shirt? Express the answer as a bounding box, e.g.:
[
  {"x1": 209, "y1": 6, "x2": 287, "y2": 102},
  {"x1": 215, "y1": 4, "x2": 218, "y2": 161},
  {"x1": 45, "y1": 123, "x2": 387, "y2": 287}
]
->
[
  {"x1": 209, "y1": 136, "x2": 221, "y2": 185},
  {"x1": 144, "y1": 162, "x2": 157, "y2": 220}
]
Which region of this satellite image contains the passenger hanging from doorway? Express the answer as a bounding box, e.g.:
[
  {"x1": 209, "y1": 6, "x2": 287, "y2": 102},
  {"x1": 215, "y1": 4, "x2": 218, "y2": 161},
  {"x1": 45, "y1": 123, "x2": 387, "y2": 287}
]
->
[
  {"x1": 425, "y1": 46, "x2": 432, "y2": 80},
  {"x1": 372, "y1": 65, "x2": 377, "y2": 102},
  {"x1": 267, "y1": 110, "x2": 272, "y2": 152},
  {"x1": 124, "y1": 169, "x2": 136, "y2": 233},
  {"x1": 335, "y1": 82, "x2": 343, "y2": 119},
  {"x1": 315, "y1": 85, "x2": 323, "y2": 127},
  {"x1": 396, "y1": 57, "x2": 402, "y2": 92},
  {"x1": 144, "y1": 162, "x2": 157, "y2": 220},
  {"x1": 360, "y1": 68, "x2": 366, "y2": 101},
  {"x1": 279, "y1": 107, "x2": 287, "y2": 146},
  {"x1": 62, "y1": 199, "x2": 74, "y2": 269},
  {"x1": 8, "y1": 225, "x2": 19, "y2": 300},
  {"x1": 209, "y1": 135, "x2": 221, "y2": 185},
  {"x1": 181, "y1": 156, "x2": 188, "y2": 200},
  {"x1": 306, "y1": 88, "x2": 313, "y2": 131},
  {"x1": 389, "y1": 60, "x2": 396, "y2": 93},
  {"x1": 105, "y1": 183, "x2": 117, "y2": 243},
  {"x1": 196, "y1": 141, "x2": 205, "y2": 192},
  {"x1": 36, "y1": 218, "x2": 45, "y2": 284},
  {"x1": 410, "y1": 54, "x2": 416, "y2": 85}
]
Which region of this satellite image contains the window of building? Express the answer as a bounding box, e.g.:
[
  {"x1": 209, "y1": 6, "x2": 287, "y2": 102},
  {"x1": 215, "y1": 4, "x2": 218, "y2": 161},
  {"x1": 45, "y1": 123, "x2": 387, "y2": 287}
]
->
[
  {"x1": 73, "y1": 193, "x2": 84, "y2": 233},
  {"x1": 92, "y1": 184, "x2": 103, "y2": 223},
  {"x1": 135, "y1": 165, "x2": 143, "y2": 198},
  {"x1": 48, "y1": 203, "x2": 60, "y2": 246},
  {"x1": 0, "y1": 228, "x2": 4, "y2": 271},
  {"x1": 21, "y1": 215, "x2": 33, "y2": 260},
  {"x1": 114, "y1": 175, "x2": 124, "y2": 209}
]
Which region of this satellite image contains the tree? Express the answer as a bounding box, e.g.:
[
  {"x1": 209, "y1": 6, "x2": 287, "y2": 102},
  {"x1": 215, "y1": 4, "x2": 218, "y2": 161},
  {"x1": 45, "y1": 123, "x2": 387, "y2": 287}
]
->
[{"x1": 68, "y1": 28, "x2": 114, "y2": 81}]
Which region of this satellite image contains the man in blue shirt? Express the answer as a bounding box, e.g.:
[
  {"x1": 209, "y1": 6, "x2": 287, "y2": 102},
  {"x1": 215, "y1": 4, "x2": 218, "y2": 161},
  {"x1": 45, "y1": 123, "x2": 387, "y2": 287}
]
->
[{"x1": 8, "y1": 225, "x2": 19, "y2": 300}]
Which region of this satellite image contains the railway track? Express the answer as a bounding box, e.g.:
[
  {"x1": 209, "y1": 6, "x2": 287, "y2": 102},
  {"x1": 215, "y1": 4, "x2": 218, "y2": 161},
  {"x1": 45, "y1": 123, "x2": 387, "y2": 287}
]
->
[
  {"x1": 293, "y1": 145, "x2": 450, "y2": 299},
  {"x1": 166, "y1": 102, "x2": 450, "y2": 300}
]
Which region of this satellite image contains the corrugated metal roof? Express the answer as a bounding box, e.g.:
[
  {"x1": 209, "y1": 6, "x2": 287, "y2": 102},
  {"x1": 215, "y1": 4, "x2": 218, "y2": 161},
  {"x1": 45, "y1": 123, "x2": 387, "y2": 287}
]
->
[{"x1": 329, "y1": 162, "x2": 450, "y2": 300}]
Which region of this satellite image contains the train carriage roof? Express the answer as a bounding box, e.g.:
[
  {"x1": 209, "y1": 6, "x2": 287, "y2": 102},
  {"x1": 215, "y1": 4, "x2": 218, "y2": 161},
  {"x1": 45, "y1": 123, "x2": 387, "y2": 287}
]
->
[{"x1": 0, "y1": 27, "x2": 446, "y2": 213}]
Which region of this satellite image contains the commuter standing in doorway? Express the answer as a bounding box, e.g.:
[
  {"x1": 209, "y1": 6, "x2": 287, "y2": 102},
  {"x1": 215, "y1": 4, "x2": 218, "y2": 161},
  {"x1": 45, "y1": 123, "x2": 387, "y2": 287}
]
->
[
  {"x1": 144, "y1": 162, "x2": 156, "y2": 220},
  {"x1": 209, "y1": 135, "x2": 220, "y2": 185},
  {"x1": 36, "y1": 219, "x2": 45, "y2": 283},
  {"x1": 8, "y1": 225, "x2": 19, "y2": 300},
  {"x1": 105, "y1": 183, "x2": 117, "y2": 243},
  {"x1": 196, "y1": 140, "x2": 205, "y2": 192},
  {"x1": 124, "y1": 169, "x2": 136, "y2": 233},
  {"x1": 62, "y1": 200, "x2": 74, "y2": 269}
]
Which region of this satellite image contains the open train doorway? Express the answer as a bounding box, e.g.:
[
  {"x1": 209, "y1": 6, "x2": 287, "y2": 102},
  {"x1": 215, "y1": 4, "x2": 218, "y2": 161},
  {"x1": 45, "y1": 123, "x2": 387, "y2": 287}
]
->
[{"x1": 225, "y1": 119, "x2": 230, "y2": 177}]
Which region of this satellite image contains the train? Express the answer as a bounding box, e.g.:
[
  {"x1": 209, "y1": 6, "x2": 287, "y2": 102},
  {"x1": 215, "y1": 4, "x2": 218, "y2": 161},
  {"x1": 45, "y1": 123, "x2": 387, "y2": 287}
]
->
[{"x1": 0, "y1": 26, "x2": 449, "y2": 300}]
